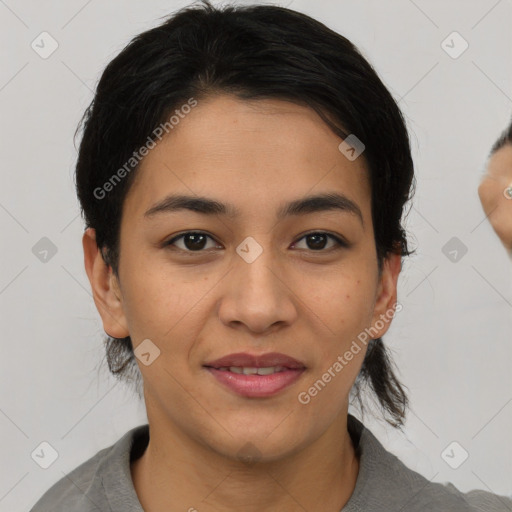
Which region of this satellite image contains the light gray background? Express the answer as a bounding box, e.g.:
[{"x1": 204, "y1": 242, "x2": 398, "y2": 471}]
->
[{"x1": 1, "y1": 0, "x2": 511, "y2": 510}]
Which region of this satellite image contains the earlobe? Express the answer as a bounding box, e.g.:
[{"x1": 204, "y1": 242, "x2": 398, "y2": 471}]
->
[
  {"x1": 82, "y1": 228, "x2": 130, "y2": 339},
  {"x1": 369, "y1": 252, "x2": 401, "y2": 338}
]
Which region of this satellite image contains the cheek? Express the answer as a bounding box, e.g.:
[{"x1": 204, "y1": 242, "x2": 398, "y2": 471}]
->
[
  {"x1": 303, "y1": 278, "x2": 376, "y2": 388},
  {"x1": 310, "y1": 275, "x2": 375, "y2": 335},
  {"x1": 119, "y1": 261, "x2": 209, "y2": 346}
]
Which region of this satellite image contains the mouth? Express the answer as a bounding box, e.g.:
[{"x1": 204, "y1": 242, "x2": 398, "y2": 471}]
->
[
  {"x1": 203, "y1": 352, "x2": 306, "y2": 398},
  {"x1": 212, "y1": 365, "x2": 294, "y2": 375}
]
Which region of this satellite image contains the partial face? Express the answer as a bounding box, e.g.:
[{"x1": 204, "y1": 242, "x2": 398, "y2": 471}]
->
[
  {"x1": 478, "y1": 144, "x2": 512, "y2": 252},
  {"x1": 87, "y1": 94, "x2": 400, "y2": 461}
]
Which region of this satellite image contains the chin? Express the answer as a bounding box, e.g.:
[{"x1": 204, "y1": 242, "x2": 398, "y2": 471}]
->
[
  {"x1": 204, "y1": 421, "x2": 312, "y2": 464},
  {"x1": 217, "y1": 437, "x2": 301, "y2": 465}
]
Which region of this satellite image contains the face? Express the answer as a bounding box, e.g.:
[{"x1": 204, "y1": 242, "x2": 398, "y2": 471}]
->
[
  {"x1": 84, "y1": 94, "x2": 400, "y2": 462},
  {"x1": 478, "y1": 143, "x2": 512, "y2": 252}
]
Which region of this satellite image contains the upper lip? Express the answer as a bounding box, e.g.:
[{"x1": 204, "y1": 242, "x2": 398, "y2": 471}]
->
[{"x1": 204, "y1": 352, "x2": 306, "y2": 369}]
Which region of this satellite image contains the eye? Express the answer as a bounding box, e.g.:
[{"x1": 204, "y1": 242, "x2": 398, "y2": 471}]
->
[
  {"x1": 292, "y1": 232, "x2": 347, "y2": 251},
  {"x1": 163, "y1": 231, "x2": 348, "y2": 253},
  {"x1": 164, "y1": 231, "x2": 220, "y2": 252}
]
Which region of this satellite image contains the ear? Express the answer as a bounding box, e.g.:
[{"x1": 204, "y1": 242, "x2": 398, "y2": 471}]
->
[
  {"x1": 82, "y1": 227, "x2": 130, "y2": 338},
  {"x1": 368, "y1": 251, "x2": 402, "y2": 338}
]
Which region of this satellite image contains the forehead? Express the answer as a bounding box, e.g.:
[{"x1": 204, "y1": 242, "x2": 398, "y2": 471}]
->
[{"x1": 123, "y1": 94, "x2": 371, "y2": 221}]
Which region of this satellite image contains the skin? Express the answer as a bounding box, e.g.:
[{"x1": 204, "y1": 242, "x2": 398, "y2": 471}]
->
[
  {"x1": 83, "y1": 94, "x2": 401, "y2": 512},
  {"x1": 478, "y1": 143, "x2": 512, "y2": 254}
]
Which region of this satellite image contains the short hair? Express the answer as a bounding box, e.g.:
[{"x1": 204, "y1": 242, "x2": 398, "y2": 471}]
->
[
  {"x1": 490, "y1": 116, "x2": 512, "y2": 155},
  {"x1": 75, "y1": 0, "x2": 416, "y2": 429}
]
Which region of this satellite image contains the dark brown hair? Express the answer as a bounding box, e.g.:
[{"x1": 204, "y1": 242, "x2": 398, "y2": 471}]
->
[{"x1": 490, "y1": 116, "x2": 512, "y2": 155}]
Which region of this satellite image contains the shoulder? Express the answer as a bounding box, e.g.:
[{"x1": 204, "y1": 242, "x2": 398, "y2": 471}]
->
[
  {"x1": 375, "y1": 442, "x2": 512, "y2": 511},
  {"x1": 369, "y1": 449, "x2": 512, "y2": 511},
  {"x1": 457, "y1": 486, "x2": 512, "y2": 512},
  {"x1": 29, "y1": 444, "x2": 112, "y2": 512},
  {"x1": 402, "y1": 478, "x2": 512, "y2": 511},
  {"x1": 381, "y1": 448, "x2": 512, "y2": 510},
  {"x1": 345, "y1": 414, "x2": 512, "y2": 511},
  {"x1": 29, "y1": 425, "x2": 148, "y2": 512}
]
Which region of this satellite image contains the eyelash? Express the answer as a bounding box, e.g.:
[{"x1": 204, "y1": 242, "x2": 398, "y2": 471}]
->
[{"x1": 163, "y1": 231, "x2": 349, "y2": 254}]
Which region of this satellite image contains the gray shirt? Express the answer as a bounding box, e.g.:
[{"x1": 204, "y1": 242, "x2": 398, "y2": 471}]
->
[{"x1": 30, "y1": 414, "x2": 512, "y2": 511}]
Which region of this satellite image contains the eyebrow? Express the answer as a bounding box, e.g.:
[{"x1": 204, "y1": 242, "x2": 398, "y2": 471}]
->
[{"x1": 144, "y1": 192, "x2": 364, "y2": 227}]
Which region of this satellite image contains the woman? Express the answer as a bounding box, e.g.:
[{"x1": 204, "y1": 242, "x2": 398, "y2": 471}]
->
[{"x1": 30, "y1": 1, "x2": 512, "y2": 510}]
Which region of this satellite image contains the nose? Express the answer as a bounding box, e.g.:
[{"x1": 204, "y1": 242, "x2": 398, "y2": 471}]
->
[{"x1": 217, "y1": 243, "x2": 299, "y2": 335}]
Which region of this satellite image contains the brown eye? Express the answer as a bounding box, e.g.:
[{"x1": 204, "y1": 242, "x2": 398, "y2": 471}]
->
[
  {"x1": 164, "y1": 231, "x2": 348, "y2": 254},
  {"x1": 164, "y1": 232, "x2": 219, "y2": 252},
  {"x1": 293, "y1": 232, "x2": 347, "y2": 251}
]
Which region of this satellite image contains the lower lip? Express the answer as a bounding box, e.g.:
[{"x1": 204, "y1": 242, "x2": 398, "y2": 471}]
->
[{"x1": 205, "y1": 368, "x2": 305, "y2": 398}]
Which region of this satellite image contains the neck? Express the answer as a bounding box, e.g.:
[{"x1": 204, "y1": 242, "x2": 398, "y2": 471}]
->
[{"x1": 131, "y1": 413, "x2": 360, "y2": 512}]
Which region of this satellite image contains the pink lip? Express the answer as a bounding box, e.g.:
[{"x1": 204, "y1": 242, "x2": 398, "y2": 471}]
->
[
  {"x1": 204, "y1": 352, "x2": 306, "y2": 398},
  {"x1": 206, "y1": 368, "x2": 305, "y2": 398},
  {"x1": 204, "y1": 352, "x2": 306, "y2": 369}
]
